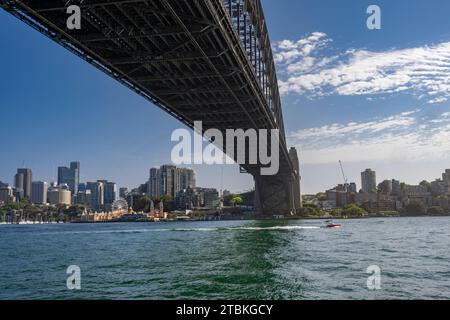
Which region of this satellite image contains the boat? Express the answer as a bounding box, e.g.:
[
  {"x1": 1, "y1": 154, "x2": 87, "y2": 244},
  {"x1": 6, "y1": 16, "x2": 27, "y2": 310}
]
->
[{"x1": 325, "y1": 223, "x2": 341, "y2": 229}]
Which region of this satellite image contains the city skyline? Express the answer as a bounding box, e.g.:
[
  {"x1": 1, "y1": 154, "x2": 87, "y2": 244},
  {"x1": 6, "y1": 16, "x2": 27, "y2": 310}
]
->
[{"x1": 1, "y1": 1, "x2": 450, "y2": 194}]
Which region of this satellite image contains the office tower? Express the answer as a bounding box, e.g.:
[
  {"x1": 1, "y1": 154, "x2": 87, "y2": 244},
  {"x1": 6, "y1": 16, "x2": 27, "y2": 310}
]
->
[
  {"x1": 31, "y1": 181, "x2": 48, "y2": 204},
  {"x1": 86, "y1": 181, "x2": 104, "y2": 211},
  {"x1": 391, "y1": 179, "x2": 401, "y2": 196},
  {"x1": 0, "y1": 186, "x2": 15, "y2": 204},
  {"x1": 57, "y1": 161, "x2": 80, "y2": 194},
  {"x1": 361, "y1": 169, "x2": 377, "y2": 193},
  {"x1": 378, "y1": 180, "x2": 393, "y2": 195},
  {"x1": 148, "y1": 166, "x2": 197, "y2": 199},
  {"x1": 160, "y1": 165, "x2": 177, "y2": 198},
  {"x1": 0, "y1": 180, "x2": 8, "y2": 188},
  {"x1": 119, "y1": 187, "x2": 129, "y2": 199},
  {"x1": 179, "y1": 168, "x2": 196, "y2": 190},
  {"x1": 148, "y1": 167, "x2": 161, "y2": 198},
  {"x1": 203, "y1": 188, "x2": 220, "y2": 209},
  {"x1": 15, "y1": 168, "x2": 32, "y2": 200},
  {"x1": 348, "y1": 183, "x2": 357, "y2": 194},
  {"x1": 104, "y1": 181, "x2": 117, "y2": 208}
]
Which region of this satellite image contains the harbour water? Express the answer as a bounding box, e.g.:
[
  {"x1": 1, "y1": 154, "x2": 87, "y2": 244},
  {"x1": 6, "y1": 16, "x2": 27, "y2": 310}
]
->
[{"x1": 1, "y1": 217, "x2": 450, "y2": 300}]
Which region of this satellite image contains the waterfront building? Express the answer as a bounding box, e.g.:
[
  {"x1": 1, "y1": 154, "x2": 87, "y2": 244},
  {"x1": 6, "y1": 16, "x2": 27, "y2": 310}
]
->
[
  {"x1": 103, "y1": 181, "x2": 117, "y2": 211},
  {"x1": 348, "y1": 183, "x2": 357, "y2": 194},
  {"x1": 204, "y1": 188, "x2": 220, "y2": 209},
  {"x1": 31, "y1": 181, "x2": 47, "y2": 204},
  {"x1": 361, "y1": 169, "x2": 377, "y2": 193},
  {"x1": 15, "y1": 168, "x2": 32, "y2": 200},
  {"x1": 378, "y1": 180, "x2": 393, "y2": 195},
  {"x1": 175, "y1": 187, "x2": 219, "y2": 210},
  {"x1": 148, "y1": 167, "x2": 160, "y2": 198},
  {"x1": 86, "y1": 181, "x2": 104, "y2": 211},
  {"x1": 0, "y1": 186, "x2": 15, "y2": 204},
  {"x1": 401, "y1": 184, "x2": 433, "y2": 207},
  {"x1": 119, "y1": 187, "x2": 129, "y2": 199},
  {"x1": 441, "y1": 169, "x2": 450, "y2": 194},
  {"x1": 391, "y1": 179, "x2": 401, "y2": 196},
  {"x1": 431, "y1": 179, "x2": 448, "y2": 196},
  {"x1": 57, "y1": 161, "x2": 80, "y2": 194},
  {"x1": 75, "y1": 189, "x2": 92, "y2": 206},
  {"x1": 148, "y1": 165, "x2": 197, "y2": 199},
  {"x1": 48, "y1": 184, "x2": 71, "y2": 206}
]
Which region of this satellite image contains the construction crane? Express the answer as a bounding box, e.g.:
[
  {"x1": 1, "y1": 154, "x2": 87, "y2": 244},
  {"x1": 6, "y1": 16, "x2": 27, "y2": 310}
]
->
[{"x1": 339, "y1": 160, "x2": 348, "y2": 192}]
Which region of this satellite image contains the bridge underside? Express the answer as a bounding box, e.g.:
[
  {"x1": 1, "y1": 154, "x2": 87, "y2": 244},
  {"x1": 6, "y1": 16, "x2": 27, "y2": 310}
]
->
[{"x1": 1, "y1": 0, "x2": 301, "y2": 216}]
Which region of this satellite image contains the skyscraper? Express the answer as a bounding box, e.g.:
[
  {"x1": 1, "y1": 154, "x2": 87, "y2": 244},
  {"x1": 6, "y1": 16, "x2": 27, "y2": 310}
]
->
[
  {"x1": 148, "y1": 166, "x2": 197, "y2": 199},
  {"x1": 86, "y1": 181, "x2": 104, "y2": 211},
  {"x1": 104, "y1": 181, "x2": 117, "y2": 208},
  {"x1": 148, "y1": 167, "x2": 161, "y2": 198},
  {"x1": 15, "y1": 168, "x2": 32, "y2": 200},
  {"x1": 361, "y1": 169, "x2": 377, "y2": 193},
  {"x1": 31, "y1": 181, "x2": 48, "y2": 204},
  {"x1": 57, "y1": 161, "x2": 80, "y2": 194}
]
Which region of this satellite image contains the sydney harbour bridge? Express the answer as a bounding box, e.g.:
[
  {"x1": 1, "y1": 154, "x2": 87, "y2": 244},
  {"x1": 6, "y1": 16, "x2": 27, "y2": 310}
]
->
[{"x1": 1, "y1": 0, "x2": 302, "y2": 216}]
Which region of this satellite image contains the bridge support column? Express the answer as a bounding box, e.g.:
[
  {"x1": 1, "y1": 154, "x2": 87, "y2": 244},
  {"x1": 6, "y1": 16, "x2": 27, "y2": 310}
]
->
[
  {"x1": 253, "y1": 147, "x2": 302, "y2": 218},
  {"x1": 254, "y1": 173, "x2": 299, "y2": 217}
]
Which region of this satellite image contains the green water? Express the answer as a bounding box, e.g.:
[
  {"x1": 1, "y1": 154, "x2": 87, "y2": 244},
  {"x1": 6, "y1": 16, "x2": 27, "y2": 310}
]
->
[{"x1": 1, "y1": 218, "x2": 450, "y2": 299}]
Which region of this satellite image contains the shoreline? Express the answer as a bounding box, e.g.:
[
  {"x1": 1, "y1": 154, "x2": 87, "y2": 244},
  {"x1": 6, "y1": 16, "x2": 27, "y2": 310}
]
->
[{"x1": 1, "y1": 214, "x2": 449, "y2": 225}]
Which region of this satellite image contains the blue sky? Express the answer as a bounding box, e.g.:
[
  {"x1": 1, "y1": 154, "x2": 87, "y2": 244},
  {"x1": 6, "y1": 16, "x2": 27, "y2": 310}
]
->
[{"x1": 1, "y1": 1, "x2": 450, "y2": 194}]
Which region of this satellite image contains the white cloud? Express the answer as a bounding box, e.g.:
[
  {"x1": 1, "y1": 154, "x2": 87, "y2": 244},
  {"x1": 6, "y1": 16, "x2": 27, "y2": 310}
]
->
[
  {"x1": 275, "y1": 33, "x2": 450, "y2": 104},
  {"x1": 289, "y1": 110, "x2": 450, "y2": 164}
]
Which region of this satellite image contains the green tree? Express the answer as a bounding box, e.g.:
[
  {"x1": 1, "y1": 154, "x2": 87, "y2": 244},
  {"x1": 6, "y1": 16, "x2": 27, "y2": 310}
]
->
[
  {"x1": 420, "y1": 180, "x2": 432, "y2": 192},
  {"x1": 343, "y1": 204, "x2": 368, "y2": 217},
  {"x1": 230, "y1": 196, "x2": 244, "y2": 207},
  {"x1": 402, "y1": 201, "x2": 427, "y2": 216},
  {"x1": 315, "y1": 192, "x2": 327, "y2": 201},
  {"x1": 427, "y1": 206, "x2": 445, "y2": 216},
  {"x1": 134, "y1": 196, "x2": 152, "y2": 212}
]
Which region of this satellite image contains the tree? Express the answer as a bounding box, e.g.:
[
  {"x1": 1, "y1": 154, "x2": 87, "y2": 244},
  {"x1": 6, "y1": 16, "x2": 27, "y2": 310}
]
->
[
  {"x1": 133, "y1": 196, "x2": 152, "y2": 212},
  {"x1": 427, "y1": 206, "x2": 445, "y2": 216},
  {"x1": 343, "y1": 204, "x2": 367, "y2": 217},
  {"x1": 420, "y1": 180, "x2": 432, "y2": 192},
  {"x1": 316, "y1": 193, "x2": 327, "y2": 201},
  {"x1": 230, "y1": 196, "x2": 244, "y2": 207},
  {"x1": 402, "y1": 201, "x2": 427, "y2": 216}
]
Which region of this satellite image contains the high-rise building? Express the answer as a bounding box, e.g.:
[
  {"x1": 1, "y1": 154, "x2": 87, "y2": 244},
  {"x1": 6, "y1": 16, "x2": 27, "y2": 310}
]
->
[
  {"x1": 86, "y1": 181, "x2": 104, "y2": 211},
  {"x1": 0, "y1": 186, "x2": 15, "y2": 204},
  {"x1": 378, "y1": 180, "x2": 393, "y2": 195},
  {"x1": 31, "y1": 181, "x2": 48, "y2": 204},
  {"x1": 348, "y1": 183, "x2": 357, "y2": 194},
  {"x1": 160, "y1": 165, "x2": 177, "y2": 198},
  {"x1": 148, "y1": 166, "x2": 197, "y2": 199},
  {"x1": 361, "y1": 169, "x2": 377, "y2": 193},
  {"x1": 104, "y1": 181, "x2": 117, "y2": 209},
  {"x1": 58, "y1": 161, "x2": 80, "y2": 194},
  {"x1": 119, "y1": 187, "x2": 129, "y2": 199},
  {"x1": 204, "y1": 188, "x2": 220, "y2": 209},
  {"x1": 179, "y1": 168, "x2": 196, "y2": 190},
  {"x1": 15, "y1": 168, "x2": 32, "y2": 200},
  {"x1": 148, "y1": 167, "x2": 161, "y2": 198},
  {"x1": 391, "y1": 179, "x2": 401, "y2": 196}
]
